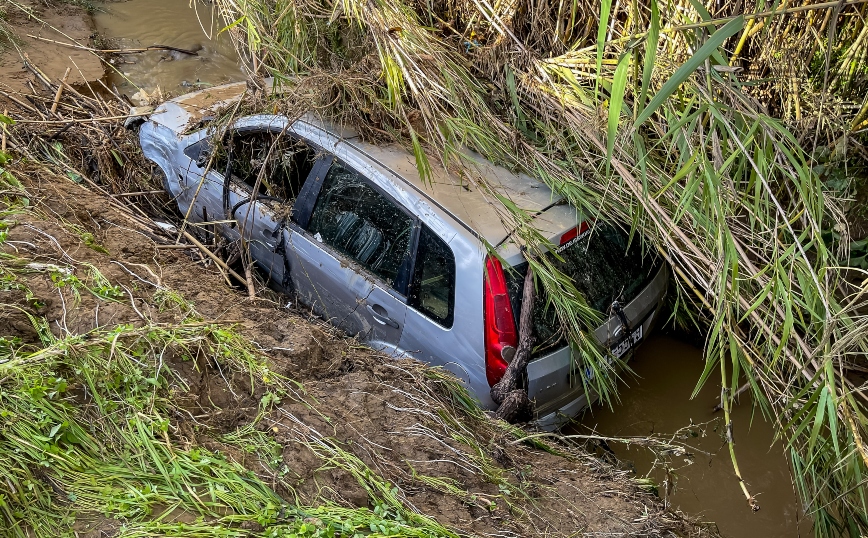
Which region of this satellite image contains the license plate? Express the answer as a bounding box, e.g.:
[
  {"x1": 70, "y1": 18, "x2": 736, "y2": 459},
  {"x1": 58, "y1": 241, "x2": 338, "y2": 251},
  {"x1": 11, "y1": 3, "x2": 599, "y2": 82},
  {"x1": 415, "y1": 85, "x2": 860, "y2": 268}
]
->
[{"x1": 611, "y1": 323, "x2": 643, "y2": 358}]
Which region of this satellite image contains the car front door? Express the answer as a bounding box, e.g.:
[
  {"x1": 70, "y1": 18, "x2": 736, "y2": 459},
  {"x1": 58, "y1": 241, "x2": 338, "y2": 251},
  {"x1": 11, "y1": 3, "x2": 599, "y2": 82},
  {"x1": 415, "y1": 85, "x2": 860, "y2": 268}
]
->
[
  {"x1": 179, "y1": 135, "x2": 226, "y2": 232},
  {"x1": 285, "y1": 158, "x2": 415, "y2": 354},
  {"x1": 184, "y1": 127, "x2": 321, "y2": 290}
]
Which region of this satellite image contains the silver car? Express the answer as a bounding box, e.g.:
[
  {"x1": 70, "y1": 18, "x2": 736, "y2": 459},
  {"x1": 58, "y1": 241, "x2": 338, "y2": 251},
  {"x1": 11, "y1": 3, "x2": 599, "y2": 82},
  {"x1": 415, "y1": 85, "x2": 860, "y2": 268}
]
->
[{"x1": 137, "y1": 82, "x2": 668, "y2": 430}]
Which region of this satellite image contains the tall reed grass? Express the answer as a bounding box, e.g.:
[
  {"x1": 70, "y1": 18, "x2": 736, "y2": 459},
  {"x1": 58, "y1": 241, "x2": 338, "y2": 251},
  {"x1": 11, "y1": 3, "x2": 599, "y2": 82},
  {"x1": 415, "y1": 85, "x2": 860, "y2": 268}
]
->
[{"x1": 212, "y1": 0, "x2": 868, "y2": 534}]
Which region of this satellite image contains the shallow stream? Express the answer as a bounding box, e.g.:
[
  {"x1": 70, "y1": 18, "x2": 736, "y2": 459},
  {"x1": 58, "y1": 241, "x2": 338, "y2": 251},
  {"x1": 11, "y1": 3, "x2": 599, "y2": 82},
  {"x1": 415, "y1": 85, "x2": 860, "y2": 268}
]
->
[
  {"x1": 91, "y1": 2, "x2": 810, "y2": 536},
  {"x1": 93, "y1": 0, "x2": 245, "y2": 98},
  {"x1": 578, "y1": 335, "x2": 812, "y2": 537}
]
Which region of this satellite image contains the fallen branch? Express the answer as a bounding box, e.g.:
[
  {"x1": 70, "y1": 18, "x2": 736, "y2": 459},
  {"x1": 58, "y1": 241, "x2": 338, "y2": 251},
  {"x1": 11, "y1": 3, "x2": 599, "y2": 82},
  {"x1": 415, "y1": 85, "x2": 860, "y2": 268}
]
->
[
  {"x1": 50, "y1": 68, "x2": 71, "y2": 116},
  {"x1": 180, "y1": 229, "x2": 244, "y2": 287},
  {"x1": 491, "y1": 264, "x2": 535, "y2": 422},
  {"x1": 11, "y1": 114, "x2": 149, "y2": 124},
  {"x1": 113, "y1": 190, "x2": 166, "y2": 197},
  {"x1": 26, "y1": 35, "x2": 200, "y2": 56}
]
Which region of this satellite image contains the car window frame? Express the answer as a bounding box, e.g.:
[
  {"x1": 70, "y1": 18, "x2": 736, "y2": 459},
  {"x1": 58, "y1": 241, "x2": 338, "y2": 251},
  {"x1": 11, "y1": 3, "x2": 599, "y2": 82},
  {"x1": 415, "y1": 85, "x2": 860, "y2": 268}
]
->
[
  {"x1": 407, "y1": 224, "x2": 456, "y2": 329},
  {"x1": 184, "y1": 125, "x2": 330, "y2": 225},
  {"x1": 300, "y1": 156, "x2": 420, "y2": 298}
]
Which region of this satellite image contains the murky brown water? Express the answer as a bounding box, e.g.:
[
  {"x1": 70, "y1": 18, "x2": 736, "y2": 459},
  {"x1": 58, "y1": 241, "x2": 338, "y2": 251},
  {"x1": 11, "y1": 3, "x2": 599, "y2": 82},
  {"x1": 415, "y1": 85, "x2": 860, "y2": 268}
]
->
[
  {"x1": 578, "y1": 335, "x2": 812, "y2": 537},
  {"x1": 93, "y1": 0, "x2": 245, "y2": 98}
]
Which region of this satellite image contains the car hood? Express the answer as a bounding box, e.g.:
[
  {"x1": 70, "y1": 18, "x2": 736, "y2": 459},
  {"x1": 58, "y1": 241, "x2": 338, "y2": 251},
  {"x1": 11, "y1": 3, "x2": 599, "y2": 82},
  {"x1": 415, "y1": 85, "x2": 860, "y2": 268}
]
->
[{"x1": 145, "y1": 81, "x2": 250, "y2": 134}]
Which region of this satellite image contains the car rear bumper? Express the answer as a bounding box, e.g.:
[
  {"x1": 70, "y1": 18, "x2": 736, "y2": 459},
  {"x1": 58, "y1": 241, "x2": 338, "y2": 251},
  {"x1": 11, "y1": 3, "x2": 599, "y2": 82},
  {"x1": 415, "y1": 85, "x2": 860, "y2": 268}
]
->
[
  {"x1": 535, "y1": 390, "x2": 599, "y2": 431},
  {"x1": 526, "y1": 263, "x2": 669, "y2": 431}
]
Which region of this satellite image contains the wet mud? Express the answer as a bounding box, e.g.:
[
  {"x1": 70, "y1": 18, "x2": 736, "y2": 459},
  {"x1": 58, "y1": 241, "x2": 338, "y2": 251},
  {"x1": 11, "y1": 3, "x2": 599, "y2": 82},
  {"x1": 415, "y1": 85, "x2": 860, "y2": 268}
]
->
[{"x1": 0, "y1": 0, "x2": 104, "y2": 94}]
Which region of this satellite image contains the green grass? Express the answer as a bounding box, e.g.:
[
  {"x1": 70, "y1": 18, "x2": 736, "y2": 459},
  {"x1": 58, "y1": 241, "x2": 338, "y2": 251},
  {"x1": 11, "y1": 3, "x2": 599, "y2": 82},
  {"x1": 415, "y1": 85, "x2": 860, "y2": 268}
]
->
[{"x1": 0, "y1": 160, "x2": 471, "y2": 537}]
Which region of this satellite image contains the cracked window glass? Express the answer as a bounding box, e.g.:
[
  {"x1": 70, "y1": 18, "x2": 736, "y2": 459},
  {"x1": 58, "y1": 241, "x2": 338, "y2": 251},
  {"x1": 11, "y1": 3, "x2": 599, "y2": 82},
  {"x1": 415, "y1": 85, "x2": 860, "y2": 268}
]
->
[
  {"x1": 308, "y1": 161, "x2": 413, "y2": 288},
  {"x1": 409, "y1": 225, "x2": 455, "y2": 327}
]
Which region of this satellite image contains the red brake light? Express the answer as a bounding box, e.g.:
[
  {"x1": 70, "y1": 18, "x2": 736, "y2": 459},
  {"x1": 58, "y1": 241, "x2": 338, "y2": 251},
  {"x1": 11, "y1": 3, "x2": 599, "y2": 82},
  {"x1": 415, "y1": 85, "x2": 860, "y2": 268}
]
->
[
  {"x1": 559, "y1": 220, "x2": 590, "y2": 246},
  {"x1": 484, "y1": 255, "x2": 518, "y2": 386}
]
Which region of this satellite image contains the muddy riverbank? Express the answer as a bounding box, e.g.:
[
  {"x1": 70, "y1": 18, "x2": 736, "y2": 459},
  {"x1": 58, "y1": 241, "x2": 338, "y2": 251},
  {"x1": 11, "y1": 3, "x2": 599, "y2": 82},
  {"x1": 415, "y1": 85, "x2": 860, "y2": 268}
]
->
[
  {"x1": 0, "y1": 85, "x2": 712, "y2": 535},
  {"x1": 0, "y1": 0, "x2": 243, "y2": 107},
  {"x1": 0, "y1": 0, "x2": 103, "y2": 93}
]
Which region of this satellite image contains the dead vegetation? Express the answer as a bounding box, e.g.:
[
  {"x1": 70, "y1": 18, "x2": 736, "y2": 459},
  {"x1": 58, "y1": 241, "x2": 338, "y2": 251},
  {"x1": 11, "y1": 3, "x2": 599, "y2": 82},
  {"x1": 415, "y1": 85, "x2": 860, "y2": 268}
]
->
[{"x1": 0, "y1": 83, "x2": 715, "y2": 536}]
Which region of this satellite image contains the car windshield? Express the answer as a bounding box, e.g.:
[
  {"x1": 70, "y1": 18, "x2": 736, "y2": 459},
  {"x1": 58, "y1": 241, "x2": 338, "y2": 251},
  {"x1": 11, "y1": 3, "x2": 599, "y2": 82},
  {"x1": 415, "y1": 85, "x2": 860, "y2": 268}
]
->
[{"x1": 504, "y1": 223, "x2": 660, "y2": 355}]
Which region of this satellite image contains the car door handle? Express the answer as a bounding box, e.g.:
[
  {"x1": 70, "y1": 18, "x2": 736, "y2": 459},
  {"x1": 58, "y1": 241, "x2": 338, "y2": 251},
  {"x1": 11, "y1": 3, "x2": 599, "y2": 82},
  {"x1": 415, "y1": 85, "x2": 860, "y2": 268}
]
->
[
  {"x1": 260, "y1": 227, "x2": 281, "y2": 249},
  {"x1": 366, "y1": 304, "x2": 399, "y2": 329}
]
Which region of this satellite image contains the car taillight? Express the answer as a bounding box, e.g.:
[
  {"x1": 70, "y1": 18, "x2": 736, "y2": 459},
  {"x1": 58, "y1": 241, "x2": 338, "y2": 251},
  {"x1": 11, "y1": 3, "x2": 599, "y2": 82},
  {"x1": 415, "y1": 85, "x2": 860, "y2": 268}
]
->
[{"x1": 484, "y1": 255, "x2": 518, "y2": 386}]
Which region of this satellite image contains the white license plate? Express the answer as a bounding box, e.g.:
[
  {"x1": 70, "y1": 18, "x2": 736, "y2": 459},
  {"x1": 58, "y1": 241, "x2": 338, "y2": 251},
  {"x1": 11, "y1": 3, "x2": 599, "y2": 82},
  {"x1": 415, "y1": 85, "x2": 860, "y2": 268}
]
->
[{"x1": 611, "y1": 324, "x2": 643, "y2": 358}]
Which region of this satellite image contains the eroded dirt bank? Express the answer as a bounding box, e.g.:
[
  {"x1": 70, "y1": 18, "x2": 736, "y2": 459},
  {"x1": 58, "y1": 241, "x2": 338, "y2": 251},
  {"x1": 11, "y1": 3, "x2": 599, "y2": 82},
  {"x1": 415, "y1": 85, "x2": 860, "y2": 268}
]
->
[
  {"x1": 0, "y1": 0, "x2": 103, "y2": 95},
  {"x1": 0, "y1": 109, "x2": 716, "y2": 536}
]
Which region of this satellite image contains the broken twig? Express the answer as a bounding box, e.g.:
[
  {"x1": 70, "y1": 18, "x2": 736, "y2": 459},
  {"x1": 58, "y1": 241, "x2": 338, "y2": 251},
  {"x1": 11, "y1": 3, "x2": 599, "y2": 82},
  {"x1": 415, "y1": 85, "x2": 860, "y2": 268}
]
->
[{"x1": 50, "y1": 68, "x2": 71, "y2": 116}]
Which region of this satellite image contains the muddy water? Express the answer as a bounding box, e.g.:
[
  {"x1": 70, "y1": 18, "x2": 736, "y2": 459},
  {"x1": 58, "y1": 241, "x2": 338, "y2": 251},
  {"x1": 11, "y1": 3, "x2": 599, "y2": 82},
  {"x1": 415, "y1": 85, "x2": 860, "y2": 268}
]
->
[
  {"x1": 579, "y1": 335, "x2": 812, "y2": 537},
  {"x1": 93, "y1": 0, "x2": 245, "y2": 97}
]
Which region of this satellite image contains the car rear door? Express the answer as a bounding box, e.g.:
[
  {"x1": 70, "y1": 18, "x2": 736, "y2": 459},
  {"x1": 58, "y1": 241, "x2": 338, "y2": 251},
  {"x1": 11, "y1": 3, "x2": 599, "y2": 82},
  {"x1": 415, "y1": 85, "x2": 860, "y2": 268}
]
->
[{"x1": 285, "y1": 157, "x2": 416, "y2": 354}]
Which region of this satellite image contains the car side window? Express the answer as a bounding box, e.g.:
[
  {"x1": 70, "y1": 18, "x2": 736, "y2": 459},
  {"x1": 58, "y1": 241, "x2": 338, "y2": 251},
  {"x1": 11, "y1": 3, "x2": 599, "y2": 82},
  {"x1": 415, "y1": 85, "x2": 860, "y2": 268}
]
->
[
  {"x1": 408, "y1": 225, "x2": 456, "y2": 328},
  {"x1": 307, "y1": 161, "x2": 414, "y2": 289},
  {"x1": 207, "y1": 130, "x2": 318, "y2": 203}
]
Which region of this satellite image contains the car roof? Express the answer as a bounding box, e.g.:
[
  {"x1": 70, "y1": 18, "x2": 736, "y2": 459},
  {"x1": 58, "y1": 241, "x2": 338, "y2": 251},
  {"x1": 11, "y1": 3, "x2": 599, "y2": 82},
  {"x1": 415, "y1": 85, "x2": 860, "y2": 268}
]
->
[
  {"x1": 329, "y1": 133, "x2": 564, "y2": 245},
  {"x1": 154, "y1": 81, "x2": 567, "y2": 245}
]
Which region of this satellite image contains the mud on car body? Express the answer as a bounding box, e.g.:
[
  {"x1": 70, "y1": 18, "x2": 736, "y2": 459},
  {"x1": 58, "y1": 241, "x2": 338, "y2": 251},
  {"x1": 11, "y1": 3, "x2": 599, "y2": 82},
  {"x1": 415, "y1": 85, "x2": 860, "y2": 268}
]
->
[{"x1": 137, "y1": 81, "x2": 668, "y2": 430}]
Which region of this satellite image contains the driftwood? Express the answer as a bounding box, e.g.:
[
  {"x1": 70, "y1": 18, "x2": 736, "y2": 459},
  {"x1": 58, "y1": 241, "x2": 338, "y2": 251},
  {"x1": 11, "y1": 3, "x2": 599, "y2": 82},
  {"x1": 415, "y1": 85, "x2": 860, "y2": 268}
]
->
[
  {"x1": 26, "y1": 35, "x2": 200, "y2": 56},
  {"x1": 491, "y1": 265, "x2": 535, "y2": 422}
]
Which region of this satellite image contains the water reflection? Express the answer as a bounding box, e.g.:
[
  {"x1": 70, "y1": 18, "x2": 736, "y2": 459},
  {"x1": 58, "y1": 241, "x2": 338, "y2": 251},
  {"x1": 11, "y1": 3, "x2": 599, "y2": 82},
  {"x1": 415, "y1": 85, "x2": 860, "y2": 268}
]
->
[{"x1": 577, "y1": 335, "x2": 811, "y2": 538}]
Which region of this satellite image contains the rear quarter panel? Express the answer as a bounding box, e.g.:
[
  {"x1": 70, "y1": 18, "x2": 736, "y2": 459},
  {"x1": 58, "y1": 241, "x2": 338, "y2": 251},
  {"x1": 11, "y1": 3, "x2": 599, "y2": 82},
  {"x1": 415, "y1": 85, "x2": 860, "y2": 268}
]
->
[
  {"x1": 139, "y1": 121, "x2": 182, "y2": 197},
  {"x1": 398, "y1": 228, "x2": 492, "y2": 408}
]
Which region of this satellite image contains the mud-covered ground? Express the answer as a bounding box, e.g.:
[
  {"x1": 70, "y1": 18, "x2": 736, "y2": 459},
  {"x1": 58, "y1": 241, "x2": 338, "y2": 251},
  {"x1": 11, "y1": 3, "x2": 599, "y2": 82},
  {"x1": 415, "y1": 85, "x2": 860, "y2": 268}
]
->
[
  {"x1": 0, "y1": 119, "x2": 717, "y2": 537},
  {"x1": 0, "y1": 0, "x2": 104, "y2": 95}
]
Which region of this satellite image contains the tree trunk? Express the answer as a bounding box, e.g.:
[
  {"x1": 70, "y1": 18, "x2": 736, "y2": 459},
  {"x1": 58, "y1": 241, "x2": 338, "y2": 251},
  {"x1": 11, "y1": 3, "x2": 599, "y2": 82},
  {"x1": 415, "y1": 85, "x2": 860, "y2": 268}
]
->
[
  {"x1": 494, "y1": 389, "x2": 531, "y2": 422},
  {"x1": 490, "y1": 265, "x2": 535, "y2": 422}
]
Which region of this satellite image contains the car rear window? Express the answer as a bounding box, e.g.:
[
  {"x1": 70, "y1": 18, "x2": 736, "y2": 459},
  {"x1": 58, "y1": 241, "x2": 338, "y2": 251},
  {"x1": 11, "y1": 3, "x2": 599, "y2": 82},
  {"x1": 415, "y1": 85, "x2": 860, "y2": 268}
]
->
[{"x1": 504, "y1": 223, "x2": 659, "y2": 355}]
